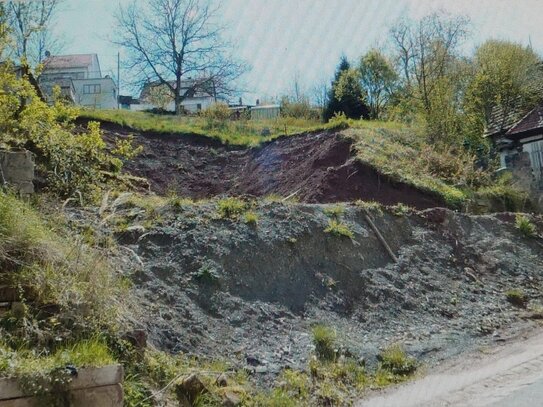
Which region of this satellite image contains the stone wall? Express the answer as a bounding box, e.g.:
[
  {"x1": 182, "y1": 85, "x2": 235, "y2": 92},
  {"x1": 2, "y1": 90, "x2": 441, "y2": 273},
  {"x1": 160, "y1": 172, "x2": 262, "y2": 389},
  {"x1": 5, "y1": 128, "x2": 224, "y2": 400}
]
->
[{"x1": 0, "y1": 150, "x2": 34, "y2": 194}]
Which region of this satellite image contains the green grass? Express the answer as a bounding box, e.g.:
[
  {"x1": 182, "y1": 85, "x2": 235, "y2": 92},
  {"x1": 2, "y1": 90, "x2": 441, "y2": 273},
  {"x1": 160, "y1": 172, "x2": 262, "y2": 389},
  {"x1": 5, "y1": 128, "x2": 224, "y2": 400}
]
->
[
  {"x1": 312, "y1": 325, "x2": 337, "y2": 362},
  {"x1": 378, "y1": 344, "x2": 417, "y2": 377},
  {"x1": 506, "y1": 288, "x2": 528, "y2": 308},
  {"x1": 217, "y1": 197, "x2": 248, "y2": 219},
  {"x1": 324, "y1": 219, "x2": 355, "y2": 239},
  {"x1": 515, "y1": 214, "x2": 537, "y2": 237},
  {"x1": 80, "y1": 109, "x2": 341, "y2": 147}
]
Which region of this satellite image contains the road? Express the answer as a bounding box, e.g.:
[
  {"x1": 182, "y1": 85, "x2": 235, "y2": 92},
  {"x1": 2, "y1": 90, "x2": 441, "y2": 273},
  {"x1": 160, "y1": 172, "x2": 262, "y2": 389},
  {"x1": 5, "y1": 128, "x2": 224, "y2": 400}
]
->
[{"x1": 357, "y1": 329, "x2": 543, "y2": 407}]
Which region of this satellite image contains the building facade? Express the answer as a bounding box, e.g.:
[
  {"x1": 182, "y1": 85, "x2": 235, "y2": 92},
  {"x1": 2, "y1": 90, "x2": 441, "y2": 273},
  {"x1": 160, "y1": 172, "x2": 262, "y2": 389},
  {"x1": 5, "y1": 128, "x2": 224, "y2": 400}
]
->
[{"x1": 39, "y1": 53, "x2": 118, "y2": 109}]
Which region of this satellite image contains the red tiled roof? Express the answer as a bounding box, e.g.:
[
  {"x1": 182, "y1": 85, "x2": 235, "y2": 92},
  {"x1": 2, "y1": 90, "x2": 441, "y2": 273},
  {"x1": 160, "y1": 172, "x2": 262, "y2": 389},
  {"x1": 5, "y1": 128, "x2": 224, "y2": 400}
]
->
[
  {"x1": 42, "y1": 54, "x2": 95, "y2": 69},
  {"x1": 506, "y1": 104, "x2": 543, "y2": 136}
]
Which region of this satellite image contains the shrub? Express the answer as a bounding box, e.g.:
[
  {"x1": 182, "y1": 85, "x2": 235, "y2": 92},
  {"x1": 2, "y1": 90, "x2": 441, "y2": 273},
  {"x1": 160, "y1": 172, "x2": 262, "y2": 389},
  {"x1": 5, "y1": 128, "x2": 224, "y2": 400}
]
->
[
  {"x1": 515, "y1": 214, "x2": 537, "y2": 238},
  {"x1": 312, "y1": 325, "x2": 337, "y2": 361},
  {"x1": 378, "y1": 345, "x2": 417, "y2": 376},
  {"x1": 324, "y1": 220, "x2": 354, "y2": 239},
  {"x1": 202, "y1": 103, "x2": 231, "y2": 130},
  {"x1": 323, "y1": 205, "x2": 345, "y2": 219},
  {"x1": 217, "y1": 197, "x2": 247, "y2": 219},
  {"x1": 244, "y1": 211, "x2": 259, "y2": 225},
  {"x1": 506, "y1": 289, "x2": 528, "y2": 308}
]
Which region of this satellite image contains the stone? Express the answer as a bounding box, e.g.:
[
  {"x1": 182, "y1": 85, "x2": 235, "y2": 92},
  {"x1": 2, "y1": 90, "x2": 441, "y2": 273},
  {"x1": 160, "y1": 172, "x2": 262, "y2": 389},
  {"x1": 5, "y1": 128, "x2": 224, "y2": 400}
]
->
[
  {"x1": 215, "y1": 373, "x2": 228, "y2": 387},
  {"x1": 175, "y1": 374, "x2": 208, "y2": 405},
  {"x1": 0, "y1": 150, "x2": 35, "y2": 194},
  {"x1": 222, "y1": 391, "x2": 241, "y2": 407}
]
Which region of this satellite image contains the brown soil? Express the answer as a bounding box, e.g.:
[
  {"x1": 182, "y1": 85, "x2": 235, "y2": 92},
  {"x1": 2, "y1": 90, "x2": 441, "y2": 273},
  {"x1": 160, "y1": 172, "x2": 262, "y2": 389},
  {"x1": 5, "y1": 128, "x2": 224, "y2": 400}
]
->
[{"x1": 81, "y1": 118, "x2": 444, "y2": 208}]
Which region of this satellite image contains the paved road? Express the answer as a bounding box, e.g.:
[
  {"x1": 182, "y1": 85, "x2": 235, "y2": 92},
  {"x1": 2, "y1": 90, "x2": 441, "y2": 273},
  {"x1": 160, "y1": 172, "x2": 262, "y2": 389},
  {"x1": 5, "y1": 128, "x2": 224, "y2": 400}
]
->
[{"x1": 357, "y1": 329, "x2": 543, "y2": 407}]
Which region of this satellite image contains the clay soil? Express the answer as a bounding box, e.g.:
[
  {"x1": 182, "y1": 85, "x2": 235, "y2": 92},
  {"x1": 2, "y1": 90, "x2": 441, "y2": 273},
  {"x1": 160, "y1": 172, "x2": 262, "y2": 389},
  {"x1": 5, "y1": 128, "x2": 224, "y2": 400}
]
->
[{"x1": 80, "y1": 118, "x2": 444, "y2": 209}]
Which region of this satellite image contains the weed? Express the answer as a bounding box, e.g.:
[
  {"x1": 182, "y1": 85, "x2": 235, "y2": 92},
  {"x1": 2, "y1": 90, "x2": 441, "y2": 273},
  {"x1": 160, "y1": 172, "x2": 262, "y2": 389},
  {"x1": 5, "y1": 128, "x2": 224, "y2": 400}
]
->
[
  {"x1": 324, "y1": 220, "x2": 354, "y2": 239},
  {"x1": 217, "y1": 197, "x2": 247, "y2": 219},
  {"x1": 282, "y1": 370, "x2": 310, "y2": 399},
  {"x1": 506, "y1": 288, "x2": 528, "y2": 308},
  {"x1": 515, "y1": 214, "x2": 537, "y2": 237},
  {"x1": 389, "y1": 203, "x2": 413, "y2": 216},
  {"x1": 378, "y1": 344, "x2": 417, "y2": 377},
  {"x1": 195, "y1": 264, "x2": 220, "y2": 283},
  {"x1": 312, "y1": 325, "x2": 337, "y2": 361},
  {"x1": 355, "y1": 200, "x2": 383, "y2": 215},
  {"x1": 324, "y1": 205, "x2": 345, "y2": 219},
  {"x1": 244, "y1": 211, "x2": 259, "y2": 225}
]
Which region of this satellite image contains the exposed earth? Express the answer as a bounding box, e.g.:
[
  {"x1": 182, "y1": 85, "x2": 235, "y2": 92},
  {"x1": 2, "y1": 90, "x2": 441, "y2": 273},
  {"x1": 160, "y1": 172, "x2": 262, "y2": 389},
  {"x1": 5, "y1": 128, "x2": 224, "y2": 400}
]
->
[
  {"x1": 67, "y1": 120, "x2": 543, "y2": 404},
  {"x1": 77, "y1": 118, "x2": 444, "y2": 208}
]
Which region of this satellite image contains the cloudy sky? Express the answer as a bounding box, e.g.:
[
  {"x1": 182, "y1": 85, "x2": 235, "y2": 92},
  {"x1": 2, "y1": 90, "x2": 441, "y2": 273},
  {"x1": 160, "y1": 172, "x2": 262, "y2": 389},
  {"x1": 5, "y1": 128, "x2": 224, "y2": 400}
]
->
[{"x1": 54, "y1": 0, "x2": 543, "y2": 102}]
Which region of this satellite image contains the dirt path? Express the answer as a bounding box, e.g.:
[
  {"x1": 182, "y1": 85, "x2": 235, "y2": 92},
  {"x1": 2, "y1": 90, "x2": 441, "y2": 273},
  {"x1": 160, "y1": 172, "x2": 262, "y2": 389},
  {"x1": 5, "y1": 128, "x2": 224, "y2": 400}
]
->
[{"x1": 357, "y1": 328, "x2": 543, "y2": 407}]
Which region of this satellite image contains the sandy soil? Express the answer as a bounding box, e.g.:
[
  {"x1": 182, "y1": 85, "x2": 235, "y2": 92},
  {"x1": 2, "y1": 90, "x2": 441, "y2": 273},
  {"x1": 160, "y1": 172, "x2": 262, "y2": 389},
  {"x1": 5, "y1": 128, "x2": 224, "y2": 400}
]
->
[{"x1": 357, "y1": 328, "x2": 543, "y2": 407}]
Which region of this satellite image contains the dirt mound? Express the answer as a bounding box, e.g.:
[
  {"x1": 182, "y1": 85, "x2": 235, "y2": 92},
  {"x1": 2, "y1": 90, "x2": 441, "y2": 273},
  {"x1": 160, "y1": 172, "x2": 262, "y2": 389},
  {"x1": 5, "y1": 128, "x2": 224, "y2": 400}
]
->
[{"x1": 82, "y1": 119, "x2": 444, "y2": 208}]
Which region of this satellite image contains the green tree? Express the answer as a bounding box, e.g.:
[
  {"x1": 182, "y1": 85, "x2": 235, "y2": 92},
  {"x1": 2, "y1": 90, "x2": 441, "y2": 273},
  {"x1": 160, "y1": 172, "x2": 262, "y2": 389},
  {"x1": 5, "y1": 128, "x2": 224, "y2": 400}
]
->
[
  {"x1": 463, "y1": 40, "x2": 543, "y2": 139},
  {"x1": 324, "y1": 56, "x2": 369, "y2": 121},
  {"x1": 359, "y1": 49, "x2": 398, "y2": 119}
]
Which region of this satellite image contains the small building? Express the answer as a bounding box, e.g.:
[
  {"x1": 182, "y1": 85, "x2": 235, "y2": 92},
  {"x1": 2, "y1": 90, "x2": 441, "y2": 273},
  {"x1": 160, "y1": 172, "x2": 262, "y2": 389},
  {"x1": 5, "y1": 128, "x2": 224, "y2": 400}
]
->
[
  {"x1": 487, "y1": 100, "x2": 543, "y2": 192},
  {"x1": 135, "y1": 79, "x2": 216, "y2": 113},
  {"x1": 250, "y1": 104, "x2": 281, "y2": 120},
  {"x1": 39, "y1": 53, "x2": 118, "y2": 109}
]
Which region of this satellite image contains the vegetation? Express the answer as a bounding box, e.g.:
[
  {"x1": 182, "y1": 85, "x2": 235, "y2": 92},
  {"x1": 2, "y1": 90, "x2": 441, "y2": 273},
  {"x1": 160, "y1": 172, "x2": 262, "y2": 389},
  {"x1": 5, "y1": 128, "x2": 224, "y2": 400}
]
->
[
  {"x1": 312, "y1": 325, "x2": 337, "y2": 362},
  {"x1": 378, "y1": 345, "x2": 417, "y2": 377},
  {"x1": 506, "y1": 289, "x2": 528, "y2": 308},
  {"x1": 217, "y1": 197, "x2": 248, "y2": 219},
  {"x1": 80, "y1": 109, "x2": 341, "y2": 147},
  {"x1": 515, "y1": 214, "x2": 537, "y2": 237},
  {"x1": 324, "y1": 220, "x2": 355, "y2": 239}
]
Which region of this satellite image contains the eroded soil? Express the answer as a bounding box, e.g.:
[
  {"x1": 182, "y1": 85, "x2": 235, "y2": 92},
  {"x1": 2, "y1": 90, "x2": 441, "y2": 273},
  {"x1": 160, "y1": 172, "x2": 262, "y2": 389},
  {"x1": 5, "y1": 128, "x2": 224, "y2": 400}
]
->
[{"x1": 80, "y1": 118, "x2": 444, "y2": 208}]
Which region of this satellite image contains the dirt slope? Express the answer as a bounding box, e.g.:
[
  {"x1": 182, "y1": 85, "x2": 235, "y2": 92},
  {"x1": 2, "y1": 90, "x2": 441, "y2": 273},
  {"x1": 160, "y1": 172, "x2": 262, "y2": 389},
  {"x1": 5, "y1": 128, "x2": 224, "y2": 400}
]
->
[
  {"x1": 81, "y1": 118, "x2": 444, "y2": 208},
  {"x1": 68, "y1": 201, "x2": 543, "y2": 388}
]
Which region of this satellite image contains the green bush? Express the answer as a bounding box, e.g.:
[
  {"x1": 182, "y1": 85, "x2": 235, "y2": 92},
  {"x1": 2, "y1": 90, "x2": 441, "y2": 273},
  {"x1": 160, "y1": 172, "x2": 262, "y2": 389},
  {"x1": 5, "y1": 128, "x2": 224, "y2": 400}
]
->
[
  {"x1": 515, "y1": 214, "x2": 537, "y2": 237},
  {"x1": 324, "y1": 220, "x2": 354, "y2": 239},
  {"x1": 217, "y1": 197, "x2": 247, "y2": 219},
  {"x1": 202, "y1": 103, "x2": 231, "y2": 130}
]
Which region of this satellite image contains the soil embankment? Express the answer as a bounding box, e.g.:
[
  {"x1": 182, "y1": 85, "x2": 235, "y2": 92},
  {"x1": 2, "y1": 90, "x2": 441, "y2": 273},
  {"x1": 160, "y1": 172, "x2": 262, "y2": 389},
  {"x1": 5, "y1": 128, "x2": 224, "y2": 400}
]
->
[{"x1": 79, "y1": 118, "x2": 444, "y2": 208}]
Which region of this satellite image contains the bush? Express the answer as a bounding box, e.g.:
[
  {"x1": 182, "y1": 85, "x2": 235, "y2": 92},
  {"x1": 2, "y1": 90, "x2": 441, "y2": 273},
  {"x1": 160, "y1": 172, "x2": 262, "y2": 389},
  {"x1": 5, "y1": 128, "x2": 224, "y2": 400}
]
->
[
  {"x1": 202, "y1": 103, "x2": 231, "y2": 130},
  {"x1": 312, "y1": 325, "x2": 337, "y2": 361},
  {"x1": 324, "y1": 220, "x2": 354, "y2": 239},
  {"x1": 280, "y1": 97, "x2": 321, "y2": 120},
  {"x1": 515, "y1": 214, "x2": 537, "y2": 237}
]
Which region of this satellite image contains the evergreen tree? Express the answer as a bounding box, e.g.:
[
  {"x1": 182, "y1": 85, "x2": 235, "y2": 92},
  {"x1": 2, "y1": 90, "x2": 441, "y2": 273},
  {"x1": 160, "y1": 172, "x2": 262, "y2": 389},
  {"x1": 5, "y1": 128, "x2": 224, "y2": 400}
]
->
[{"x1": 324, "y1": 56, "x2": 369, "y2": 121}]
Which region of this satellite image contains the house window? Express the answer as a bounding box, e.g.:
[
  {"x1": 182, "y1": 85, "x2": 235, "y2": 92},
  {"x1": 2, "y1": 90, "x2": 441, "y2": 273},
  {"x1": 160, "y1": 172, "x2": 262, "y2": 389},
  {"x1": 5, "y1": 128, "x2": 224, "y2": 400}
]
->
[
  {"x1": 197, "y1": 103, "x2": 202, "y2": 111},
  {"x1": 83, "y1": 84, "x2": 101, "y2": 94}
]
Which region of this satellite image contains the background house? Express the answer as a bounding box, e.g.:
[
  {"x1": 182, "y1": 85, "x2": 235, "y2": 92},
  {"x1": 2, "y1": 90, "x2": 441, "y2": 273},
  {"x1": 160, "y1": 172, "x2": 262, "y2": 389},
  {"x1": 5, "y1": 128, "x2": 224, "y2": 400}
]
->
[
  {"x1": 133, "y1": 79, "x2": 216, "y2": 113},
  {"x1": 39, "y1": 53, "x2": 118, "y2": 109}
]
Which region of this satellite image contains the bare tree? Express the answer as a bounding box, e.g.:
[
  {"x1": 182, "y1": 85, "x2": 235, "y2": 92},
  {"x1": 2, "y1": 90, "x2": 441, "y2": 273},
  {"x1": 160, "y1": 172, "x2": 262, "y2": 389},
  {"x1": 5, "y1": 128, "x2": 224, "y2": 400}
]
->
[
  {"x1": 389, "y1": 11, "x2": 470, "y2": 111},
  {"x1": 115, "y1": 0, "x2": 247, "y2": 115},
  {"x1": 5, "y1": 0, "x2": 63, "y2": 65}
]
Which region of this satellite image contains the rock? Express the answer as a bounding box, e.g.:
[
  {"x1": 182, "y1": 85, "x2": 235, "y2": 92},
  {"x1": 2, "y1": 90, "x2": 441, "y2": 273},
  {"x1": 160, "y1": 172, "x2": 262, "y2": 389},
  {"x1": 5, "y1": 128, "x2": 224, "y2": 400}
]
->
[
  {"x1": 216, "y1": 373, "x2": 228, "y2": 387},
  {"x1": 175, "y1": 374, "x2": 208, "y2": 405},
  {"x1": 222, "y1": 391, "x2": 242, "y2": 407},
  {"x1": 245, "y1": 355, "x2": 261, "y2": 366}
]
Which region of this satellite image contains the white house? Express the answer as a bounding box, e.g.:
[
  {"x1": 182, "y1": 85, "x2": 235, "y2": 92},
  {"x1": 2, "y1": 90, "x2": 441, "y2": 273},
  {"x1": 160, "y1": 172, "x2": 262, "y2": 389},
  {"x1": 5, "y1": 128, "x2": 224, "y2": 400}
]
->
[
  {"x1": 133, "y1": 79, "x2": 216, "y2": 113},
  {"x1": 39, "y1": 53, "x2": 118, "y2": 109}
]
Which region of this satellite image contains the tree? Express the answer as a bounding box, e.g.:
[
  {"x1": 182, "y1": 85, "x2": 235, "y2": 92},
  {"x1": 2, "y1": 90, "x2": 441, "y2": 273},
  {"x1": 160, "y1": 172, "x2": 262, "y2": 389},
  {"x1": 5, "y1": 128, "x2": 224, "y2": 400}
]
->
[
  {"x1": 324, "y1": 56, "x2": 369, "y2": 121},
  {"x1": 334, "y1": 68, "x2": 369, "y2": 120},
  {"x1": 5, "y1": 0, "x2": 63, "y2": 66},
  {"x1": 115, "y1": 0, "x2": 247, "y2": 115},
  {"x1": 390, "y1": 12, "x2": 470, "y2": 111},
  {"x1": 464, "y1": 40, "x2": 543, "y2": 137},
  {"x1": 359, "y1": 49, "x2": 398, "y2": 119}
]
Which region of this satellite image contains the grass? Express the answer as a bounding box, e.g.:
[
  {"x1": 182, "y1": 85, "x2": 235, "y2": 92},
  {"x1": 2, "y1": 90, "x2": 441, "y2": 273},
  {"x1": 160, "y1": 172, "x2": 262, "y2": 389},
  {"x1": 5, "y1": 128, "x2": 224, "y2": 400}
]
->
[
  {"x1": 312, "y1": 325, "x2": 337, "y2": 362},
  {"x1": 323, "y1": 204, "x2": 345, "y2": 219},
  {"x1": 506, "y1": 288, "x2": 528, "y2": 308},
  {"x1": 244, "y1": 211, "x2": 259, "y2": 225},
  {"x1": 80, "y1": 109, "x2": 342, "y2": 147},
  {"x1": 378, "y1": 344, "x2": 417, "y2": 377},
  {"x1": 515, "y1": 214, "x2": 537, "y2": 237},
  {"x1": 217, "y1": 197, "x2": 248, "y2": 219},
  {"x1": 324, "y1": 219, "x2": 354, "y2": 239}
]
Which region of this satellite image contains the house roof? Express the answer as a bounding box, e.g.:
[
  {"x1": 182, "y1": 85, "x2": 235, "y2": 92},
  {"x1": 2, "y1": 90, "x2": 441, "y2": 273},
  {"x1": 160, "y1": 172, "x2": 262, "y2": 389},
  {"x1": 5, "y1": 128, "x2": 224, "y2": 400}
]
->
[
  {"x1": 42, "y1": 54, "x2": 96, "y2": 70},
  {"x1": 485, "y1": 98, "x2": 529, "y2": 137},
  {"x1": 506, "y1": 104, "x2": 543, "y2": 137}
]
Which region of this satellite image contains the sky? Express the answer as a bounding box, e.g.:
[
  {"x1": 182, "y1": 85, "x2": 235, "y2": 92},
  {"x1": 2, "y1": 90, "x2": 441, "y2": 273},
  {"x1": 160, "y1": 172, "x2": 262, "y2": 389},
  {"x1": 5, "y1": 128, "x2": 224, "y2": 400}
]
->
[{"x1": 53, "y1": 0, "x2": 543, "y2": 103}]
